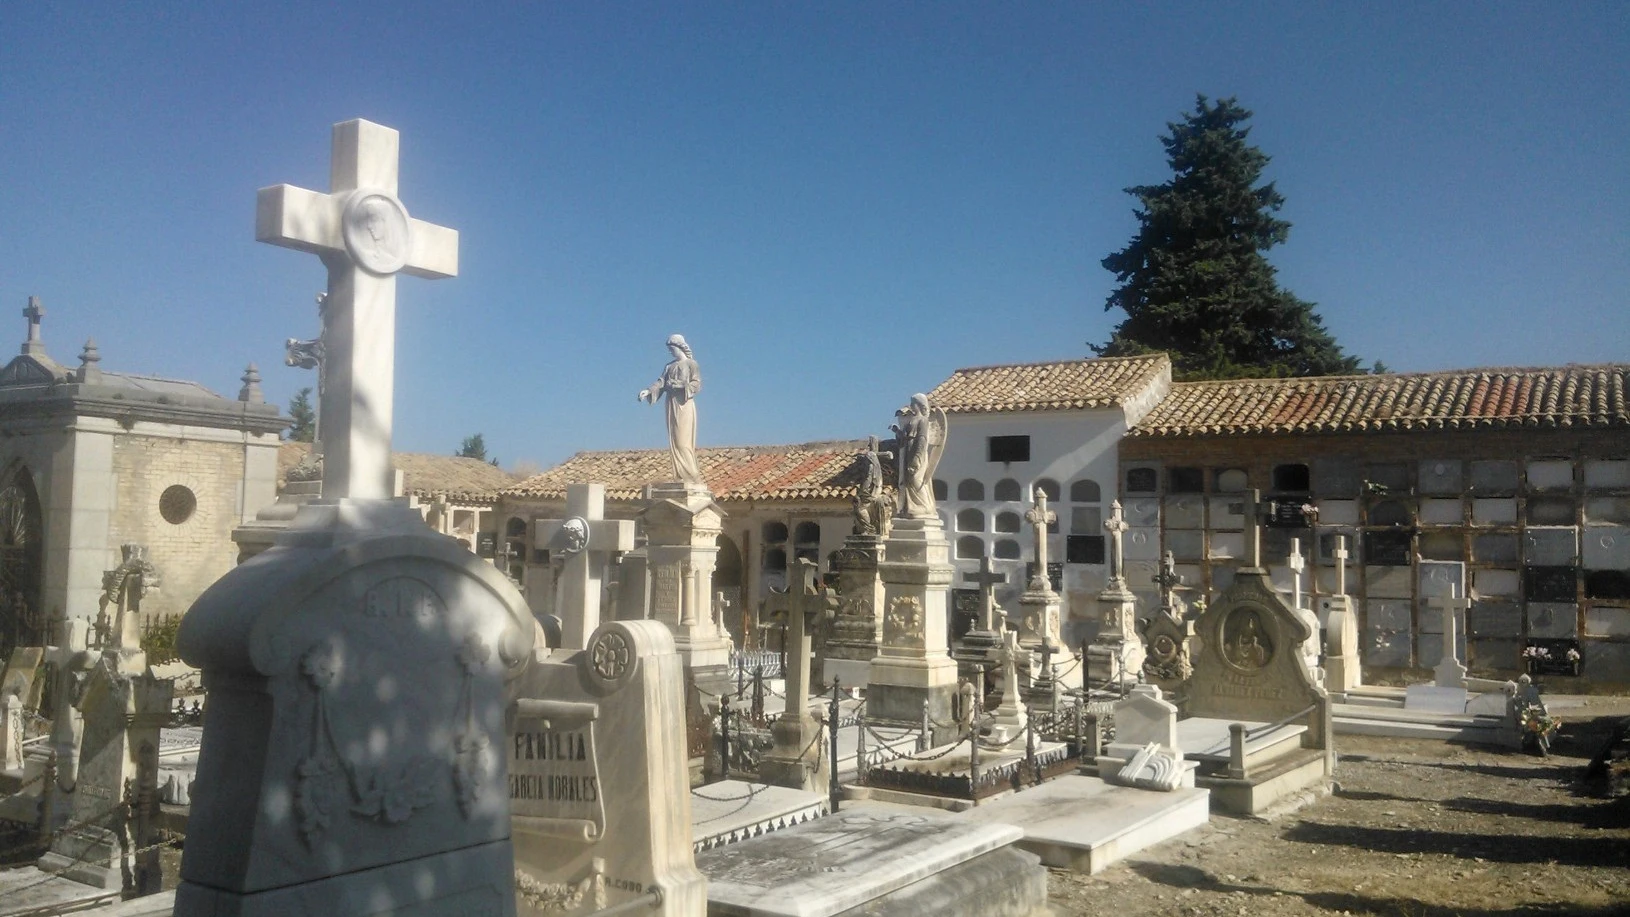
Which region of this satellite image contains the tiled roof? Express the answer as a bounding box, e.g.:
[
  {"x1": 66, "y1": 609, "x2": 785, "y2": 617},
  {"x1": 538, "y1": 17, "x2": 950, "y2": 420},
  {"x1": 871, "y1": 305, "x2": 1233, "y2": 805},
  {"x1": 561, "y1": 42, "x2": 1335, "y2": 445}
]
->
[
  {"x1": 1130, "y1": 364, "x2": 1630, "y2": 437},
  {"x1": 278, "y1": 442, "x2": 519, "y2": 502},
  {"x1": 928, "y1": 355, "x2": 1170, "y2": 414},
  {"x1": 503, "y1": 440, "x2": 882, "y2": 502}
]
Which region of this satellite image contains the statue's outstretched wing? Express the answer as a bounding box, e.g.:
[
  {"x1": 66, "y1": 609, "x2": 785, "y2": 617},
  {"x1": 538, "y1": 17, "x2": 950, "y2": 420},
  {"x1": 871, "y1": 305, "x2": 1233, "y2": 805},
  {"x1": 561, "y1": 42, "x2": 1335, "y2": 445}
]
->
[{"x1": 924, "y1": 406, "x2": 949, "y2": 478}]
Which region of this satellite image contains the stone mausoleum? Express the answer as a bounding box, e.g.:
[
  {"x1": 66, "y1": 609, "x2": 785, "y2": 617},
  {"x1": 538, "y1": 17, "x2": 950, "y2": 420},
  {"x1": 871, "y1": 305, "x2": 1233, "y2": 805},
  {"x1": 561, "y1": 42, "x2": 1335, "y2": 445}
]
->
[{"x1": 0, "y1": 299, "x2": 286, "y2": 654}]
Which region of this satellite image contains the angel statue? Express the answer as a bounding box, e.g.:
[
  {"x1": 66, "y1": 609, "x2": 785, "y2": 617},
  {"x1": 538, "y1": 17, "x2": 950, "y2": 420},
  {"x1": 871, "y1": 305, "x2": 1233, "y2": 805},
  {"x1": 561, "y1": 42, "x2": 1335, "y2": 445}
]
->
[
  {"x1": 637, "y1": 334, "x2": 704, "y2": 486},
  {"x1": 889, "y1": 393, "x2": 947, "y2": 519},
  {"x1": 852, "y1": 435, "x2": 894, "y2": 536}
]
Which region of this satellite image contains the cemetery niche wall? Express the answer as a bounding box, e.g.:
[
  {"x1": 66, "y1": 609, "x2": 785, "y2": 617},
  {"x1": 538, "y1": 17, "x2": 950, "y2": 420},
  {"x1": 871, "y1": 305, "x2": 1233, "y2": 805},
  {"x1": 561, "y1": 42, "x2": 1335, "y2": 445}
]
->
[{"x1": 1121, "y1": 364, "x2": 1630, "y2": 689}]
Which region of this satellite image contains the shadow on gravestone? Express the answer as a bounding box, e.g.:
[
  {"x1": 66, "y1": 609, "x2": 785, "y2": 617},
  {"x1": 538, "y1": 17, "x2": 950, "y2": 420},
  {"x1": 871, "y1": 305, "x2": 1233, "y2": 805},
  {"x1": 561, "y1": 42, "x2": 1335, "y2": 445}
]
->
[{"x1": 173, "y1": 512, "x2": 534, "y2": 917}]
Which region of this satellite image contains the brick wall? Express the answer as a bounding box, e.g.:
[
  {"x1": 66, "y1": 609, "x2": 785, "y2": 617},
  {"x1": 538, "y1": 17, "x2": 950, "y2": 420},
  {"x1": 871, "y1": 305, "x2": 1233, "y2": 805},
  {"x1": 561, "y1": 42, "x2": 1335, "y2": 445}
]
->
[{"x1": 110, "y1": 435, "x2": 246, "y2": 621}]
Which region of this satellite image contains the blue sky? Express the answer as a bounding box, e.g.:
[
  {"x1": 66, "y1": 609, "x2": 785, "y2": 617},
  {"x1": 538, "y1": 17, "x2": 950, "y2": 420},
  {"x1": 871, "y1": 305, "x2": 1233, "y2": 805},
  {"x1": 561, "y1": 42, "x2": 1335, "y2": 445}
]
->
[{"x1": 3, "y1": 4, "x2": 1625, "y2": 470}]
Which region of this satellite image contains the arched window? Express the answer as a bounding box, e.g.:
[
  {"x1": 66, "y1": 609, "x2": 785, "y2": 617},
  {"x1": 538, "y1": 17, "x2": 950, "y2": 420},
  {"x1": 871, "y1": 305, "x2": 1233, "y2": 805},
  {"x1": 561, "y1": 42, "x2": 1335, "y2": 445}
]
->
[
  {"x1": 764, "y1": 547, "x2": 788, "y2": 572},
  {"x1": 994, "y1": 478, "x2": 1022, "y2": 501},
  {"x1": 1035, "y1": 478, "x2": 1061, "y2": 503},
  {"x1": 932, "y1": 479, "x2": 948, "y2": 501},
  {"x1": 957, "y1": 479, "x2": 985, "y2": 501},
  {"x1": 956, "y1": 509, "x2": 986, "y2": 532},
  {"x1": 762, "y1": 521, "x2": 788, "y2": 544},
  {"x1": 994, "y1": 511, "x2": 1022, "y2": 533},
  {"x1": 956, "y1": 536, "x2": 985, "y2": 560},
  {"x1": 793, "y1": 522, "x2": 820, "y2": 545},
  {"x1": 1069, "y1": 479, "x2": 1100, "y2": 503},
  {"x1": 505, "y1": 517, "x2": 527, "y2": 538},
  {"x1": 993, "y1": 539, "x2": 1021, "y2": 560}
]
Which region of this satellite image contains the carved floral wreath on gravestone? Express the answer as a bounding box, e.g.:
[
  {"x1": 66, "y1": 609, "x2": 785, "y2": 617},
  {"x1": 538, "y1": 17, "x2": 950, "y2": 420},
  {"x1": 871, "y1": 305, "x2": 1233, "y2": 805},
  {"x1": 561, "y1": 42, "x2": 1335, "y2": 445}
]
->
[
  {"x1": 292, "y1": 578, "x2": 494, "y2": 847},
  {"x1": 883, "y1": 596, "x2": 924, "y2": 648}
]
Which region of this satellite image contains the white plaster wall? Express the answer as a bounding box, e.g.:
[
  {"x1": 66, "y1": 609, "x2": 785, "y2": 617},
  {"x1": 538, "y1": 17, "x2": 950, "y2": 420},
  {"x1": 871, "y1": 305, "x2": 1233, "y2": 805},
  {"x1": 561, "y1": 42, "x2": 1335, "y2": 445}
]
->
[{"x1": 937, "y1": 408, "x2": 1128, "y2": 637}]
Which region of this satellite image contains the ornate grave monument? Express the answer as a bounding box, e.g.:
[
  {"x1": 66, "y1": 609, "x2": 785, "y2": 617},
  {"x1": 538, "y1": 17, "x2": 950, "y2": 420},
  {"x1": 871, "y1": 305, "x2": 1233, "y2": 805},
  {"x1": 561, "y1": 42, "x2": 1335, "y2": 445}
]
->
[
  {"x1": 759, "y1": 559, "x2": 830, "y2": 792},
  {"x1": 174, "y1": 119, "x2": 534, "y2": 917},
  {"x1": 1139, "y1": 551, "x2": 1195, "y2": 689},
  {"x1": 867, "y1": 395, "x2": 960, "y2": 737},
  {"x1": 951, "y1": 556, "x2": 1007, "y2": 678},
  {"x1": 1177, "y1": 491, "x2": 1333, "y2": 814},
  {"x1": 507, "y1": 620, "x2": 707, "y2": 916},
  {"x1": 38, "y1": 544, "x2": 171, "y2": 890},
  {"x1": 822, "y1": 437, "x2": 893, "y2": 687},
  {"x1": 1089, "y1": 501, "x2": 1144, "y2": 690}
]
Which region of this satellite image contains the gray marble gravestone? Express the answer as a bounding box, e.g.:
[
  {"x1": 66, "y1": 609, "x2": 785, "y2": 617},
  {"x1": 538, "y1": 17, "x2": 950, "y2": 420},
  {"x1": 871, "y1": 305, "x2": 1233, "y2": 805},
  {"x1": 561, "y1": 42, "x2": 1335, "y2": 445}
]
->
[
  {"x1": 1178, "y1": 491, "x2": 1334, "y2": 813},
  {"x1": 507, "y1": 620, "x2": 706, "y2": 917},
  {"x1": 173, "y1": 119, "x2": 537, "y2": 917}
]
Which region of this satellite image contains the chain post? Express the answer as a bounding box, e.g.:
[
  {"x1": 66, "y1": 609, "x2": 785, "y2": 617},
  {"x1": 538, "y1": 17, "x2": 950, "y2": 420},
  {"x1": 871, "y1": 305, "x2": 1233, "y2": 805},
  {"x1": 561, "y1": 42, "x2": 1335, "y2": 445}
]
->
[
  {"x1": 918, "y1": 699, "x2": 931, "y2": 752},
  {"x1": 719, "y1": 695, "x2": 731, "y2": 781},
  {"x1": 828, "y1": 677, "x2": 842, "y2": 813},
  {"x1": 969, "y1": 725, "x2": 981, "y2": 806}
]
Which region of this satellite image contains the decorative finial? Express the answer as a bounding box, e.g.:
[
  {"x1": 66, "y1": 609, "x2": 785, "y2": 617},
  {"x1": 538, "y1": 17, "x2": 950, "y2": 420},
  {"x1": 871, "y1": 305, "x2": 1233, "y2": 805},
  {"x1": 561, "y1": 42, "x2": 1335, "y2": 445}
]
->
[
  {"x1": 21, "y1": 296, "x2": 45, "y2": 356},
  {"x1": 239, "y1": 363, "x2": 263, "y2": 403},
  {"x1": 77, "y1": 338, "x2": 102, "y2": 383}
]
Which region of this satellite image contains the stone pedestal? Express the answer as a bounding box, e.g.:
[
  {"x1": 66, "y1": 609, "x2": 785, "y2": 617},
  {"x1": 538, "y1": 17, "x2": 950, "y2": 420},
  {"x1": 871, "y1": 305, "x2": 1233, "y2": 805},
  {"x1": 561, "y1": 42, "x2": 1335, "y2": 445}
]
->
[
  {"x1": 825, "y1": 535, "x2": 887, "y2": 688},
  {"x1": 642, "y1": 483, "x2": 735, "y2": 699},
  {"x1": 172, "y1": 499, "x2": 534, "y2": 917},
  {"x1": 1088, "y1": 584, "x2": 1145, "y2": 692},
  {"x1": 1320, "y1": 595, "x2": 1361, "y2": 699},
  {"x1": 866, "y1": 517, "x2": 959, "y2": 740}
]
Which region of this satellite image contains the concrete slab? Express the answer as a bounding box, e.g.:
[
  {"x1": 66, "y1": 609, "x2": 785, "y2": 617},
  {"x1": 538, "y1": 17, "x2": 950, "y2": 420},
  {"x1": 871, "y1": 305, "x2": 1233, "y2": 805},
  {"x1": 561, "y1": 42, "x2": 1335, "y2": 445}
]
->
[
  {"x1": 698, "y1": 807, "x2": 1029, "y2": 917},
  {"x1": 1404, "y1": 685, "x2": 1470, "y2": 714},
  {"x1": 957, "y1": 774, "x2": 1209, "y2": 874},
  {"x1": 691, "y1": 780, "x2": 830, "y2": 851}
]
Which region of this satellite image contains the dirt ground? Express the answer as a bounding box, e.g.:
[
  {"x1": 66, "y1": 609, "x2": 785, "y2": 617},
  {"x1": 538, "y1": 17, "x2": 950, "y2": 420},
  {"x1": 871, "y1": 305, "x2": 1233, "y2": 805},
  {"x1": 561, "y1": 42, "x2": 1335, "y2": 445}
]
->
[{"x1": 1048, "y1": 697, "x2": 1630, "y2": 917}]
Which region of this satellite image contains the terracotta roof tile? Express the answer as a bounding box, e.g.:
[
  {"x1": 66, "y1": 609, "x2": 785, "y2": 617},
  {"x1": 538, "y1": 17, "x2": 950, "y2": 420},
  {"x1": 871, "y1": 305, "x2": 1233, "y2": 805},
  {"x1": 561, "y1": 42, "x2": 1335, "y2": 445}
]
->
[
  {"x1": 928, "y1": 355, "x2": 1170, "y2": 414},
  {"x1": 1130, "y1": 364, "x2": 1630, "y2": 437},
  {"x1": 503, "y1": 440, "x2": 882, "y2": 502},
  {"x1": 277, "y1": 442, "x2": 519, "y2": 502}
]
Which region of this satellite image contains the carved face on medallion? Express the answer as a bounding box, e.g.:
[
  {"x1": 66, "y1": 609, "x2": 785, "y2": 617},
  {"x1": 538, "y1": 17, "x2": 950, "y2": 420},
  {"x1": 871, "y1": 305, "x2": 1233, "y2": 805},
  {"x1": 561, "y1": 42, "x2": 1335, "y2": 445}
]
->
[
  {"x1": 342, "y1": 189, "x2": 411, "y2": 275},
  {"x1": 1220, "y1": 606, "x2": 1273, "y2": 672}
]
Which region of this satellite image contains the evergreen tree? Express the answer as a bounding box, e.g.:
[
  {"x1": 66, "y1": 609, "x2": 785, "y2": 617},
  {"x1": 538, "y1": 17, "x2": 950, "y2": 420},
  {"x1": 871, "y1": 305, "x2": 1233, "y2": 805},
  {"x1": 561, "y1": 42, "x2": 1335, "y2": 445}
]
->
[
  {"x1": 458, "y1": 434, "x2": 488, "y2": 462},
  {"x1": 287, "y1": 387, "x2": 316, "y2": 442},
  {"x1": 1095, "y1": 96, "x2": 1363, "y2": 379}
]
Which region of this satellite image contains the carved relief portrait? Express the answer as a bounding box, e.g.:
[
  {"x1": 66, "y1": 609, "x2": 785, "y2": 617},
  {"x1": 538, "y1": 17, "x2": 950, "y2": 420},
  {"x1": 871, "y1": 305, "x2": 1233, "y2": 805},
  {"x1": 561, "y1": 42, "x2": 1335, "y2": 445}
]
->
[
  {"x1": 882, "y1": 596, "x2": 924, "y2": 648},
  {"x1": 342, "y1": 190, "x2": 411, "y2": 275},
  {"x1": 1221, "y1": 606, "x2": 1273, "y2": 671}
]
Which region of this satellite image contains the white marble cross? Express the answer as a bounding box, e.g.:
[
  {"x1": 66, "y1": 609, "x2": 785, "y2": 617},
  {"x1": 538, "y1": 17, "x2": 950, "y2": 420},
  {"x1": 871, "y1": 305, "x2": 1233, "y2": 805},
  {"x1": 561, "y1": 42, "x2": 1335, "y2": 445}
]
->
[
  {"x1": 1025, "y1": 487, "x2": 1057, "y2": 592},
  {"x1": 1332, "y1": 535, "x2": 1350, "y2": 595},
  {"x1": 1428, "y1": 582, "x2": 1472, "y2": 687},
  {"x1": 1104, "y1": 500, "x2": 1129, "y2": 587},
  {"x1": 763, "y1": 559, "x2": 823, "y2": 711},
  {"x1": 1287, "y1": 537, "x2": 1306, "y2": 611},
  {"x1": 256, "y1": 120, "x2": 459, "y2": 500},
  {"x1": 540, "y1": 483, "x2": 636, "y2": 649}
]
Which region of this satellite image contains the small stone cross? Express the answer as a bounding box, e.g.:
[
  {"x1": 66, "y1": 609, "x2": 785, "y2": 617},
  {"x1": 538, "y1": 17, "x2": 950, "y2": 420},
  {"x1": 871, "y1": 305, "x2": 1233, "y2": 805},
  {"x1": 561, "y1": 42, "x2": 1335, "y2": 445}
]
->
[
  {"x1": 1104, "y1": 500, "x2": 1129, "y2": 587},
  {"x1": 1332, "y1": 535, "x2": 1350, "y2": 595},
  {"x1": 256, "y1": 119, "x2": 459, "y2": 500},
  {"x1": 764, "y1": 559, "x2": 823, "y2": 711},
  {"x1": 542, "y1": 483, "x2": 636, "y2": 649},
  {"x1": 1025, "y1": 486, "x2": 1057, "y2": 592},
  {"x1": 1152, "y1": 550, "x2": 1184, "y2": 612},
  {"x1": 1287, "y1": 537, "x2": 1306, "y2": 611},
  {"x1": 1231, "y1": 489, "x2": 1267, "y2": 568},
  {"x1": 962, "y1": 555, "x2": 1009, "y2": 632},
  {"x1": 1427, "y1": 581, "x2": 1472, "y2": 687},
  {"x1": 21, "y1": 296, "x2": 44, "y2": 355}
]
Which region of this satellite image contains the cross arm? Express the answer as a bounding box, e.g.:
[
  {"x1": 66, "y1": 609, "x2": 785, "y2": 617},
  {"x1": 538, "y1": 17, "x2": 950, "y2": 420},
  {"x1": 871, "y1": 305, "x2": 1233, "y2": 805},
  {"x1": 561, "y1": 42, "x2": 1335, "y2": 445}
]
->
[
  {"x1": 404, "y1": 219, "x2": 458, "y2": 279},
  {"x1": 256, "y1": 184, "x2": 343, "y2": 253}
]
